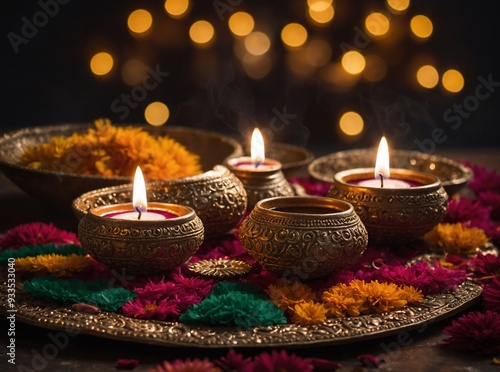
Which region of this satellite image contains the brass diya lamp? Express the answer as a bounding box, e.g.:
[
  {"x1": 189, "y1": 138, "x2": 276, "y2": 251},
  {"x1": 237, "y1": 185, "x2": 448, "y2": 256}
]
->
[
  {"x1": 327, "y1": 137, "x2": 448, "y2": 246},
  {"x1": 73, "y1": 165, "x2": 246, "y2": 238},
  {"x1": 226, "y1": 128, "x2": 294, "y2": 210},
  {"x1": 239, "y1": 196, "x2": 368, "y2": 279},
  {"x1": 78, "y1": 167, "x2": 204, "y2": 275}
]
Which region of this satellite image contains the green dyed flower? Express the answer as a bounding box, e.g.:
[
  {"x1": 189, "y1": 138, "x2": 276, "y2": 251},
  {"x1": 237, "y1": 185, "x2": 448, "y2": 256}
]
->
[
  {"x1": 180, "y1": 282, "x2": 286, "y2": 328},
  {"x1": 0, "y1": 244, "x2": 83, "y2": 263},
  {"x1": 23, "y1": 276, "x2": 135, "y2": 312}
]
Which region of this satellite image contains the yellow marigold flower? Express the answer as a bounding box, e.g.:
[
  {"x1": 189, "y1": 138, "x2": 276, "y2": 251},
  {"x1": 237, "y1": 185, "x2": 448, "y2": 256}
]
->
[
  {"x1": 16, "y1": 254, "x2": 94, "y2": 277},
  {"x1": 322, "y1": 280, "x2": 419, "y2": 318},
  {"x1": 265, "y1": 280, "x2": 316, "y2": 311},
  {"x1": 403, "y1": 285, "x2": 424, "y2": 305},
  {"x1": 322, "y1": 289, "x2": 363, "y2": 317},
  {"x1": 19, "y1": 119, "x2": 203, "y2": 180},
  {"x1": 423, "y1": 223, "x2": 489, "y2": 256},
  {"x1": 291, "y1": 301, "x2": 328, "y2": 326}
]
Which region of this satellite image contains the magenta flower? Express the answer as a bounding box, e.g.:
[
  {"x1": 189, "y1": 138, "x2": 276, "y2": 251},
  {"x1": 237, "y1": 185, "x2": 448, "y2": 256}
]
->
[
  {"x1": 0, "y1": 222, "x2": 78, "y2": 250},
  {"x1": 464, "y1": 162, "x2": 500, "y2": 195},
  {"x1": 375, "y1": 261, "x2": 433, "y2": 293},
  {"x1": 443, "y1": 310, "x2": 500, "y2": 354},
  {"x1": 171, "y1": 273, "x2": 214, "y2": 297},
  {"x1": 427, "y1": 261, "x2": 467, "y2": 292},
  {"x1": 288, "y1": 177, "x2": 331, "y2": 196},
  {"x1": 215, "y1": 349, "x2": 254, "y2": 372},
  {"x1": 309, "y1": 358, "x2": 342, "y2": 371},
  {"x1": 121, "y1": 298, "x2": 179, "y2": 320},
  {"x1": 193, "y1": 234, "x2": 252, "y2": 261},
  {"x1": 444, "y1": 198, "x2": 491, "y2": 226},
  {"x1": 469, "y1": 252, "x2": 500, "y2": 282},
  {"x1": 482, "y1": 276, "x2": 500, "y2": 312},
  {"x1": 134, "y1": 278, "x2": 177, "y2": 300},
  {"x1": 478, "y1": 191, "x2": 500, "y2": 219},
  {"x1": 115, "y1": 359, "x2": 139, "y2": 370},
  {"x1": 253, "y1": 350, "x2": 313, "y2": 372},
  {"x1": 148, "y1": 358, "x2": 220, "y2": 372}
]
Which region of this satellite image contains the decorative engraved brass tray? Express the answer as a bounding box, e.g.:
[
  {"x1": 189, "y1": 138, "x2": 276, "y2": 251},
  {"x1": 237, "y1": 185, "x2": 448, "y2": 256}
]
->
[{"x1": 0, "y1": 277, "x2": 481, "y2": 348}]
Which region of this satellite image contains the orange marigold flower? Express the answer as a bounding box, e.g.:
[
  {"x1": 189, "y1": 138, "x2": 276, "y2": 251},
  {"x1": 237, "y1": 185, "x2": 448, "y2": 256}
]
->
[
  {"x1": 291, "y1": 301, "x2": 328, "y2": 326},
  {"x1": 16, "y1": 254, "x2": 94, "y2": 277},
  {"x1": 402, "y1": 285, "x2": 424, "y2": 305},
  {"x1": 265, "y1": 279, "x2": 316, "y2": 311},
  {"x1": 424, "y1": 223, "x2": 489, "y2": 256},
  {"x1": 322, "y1": 280, "x2": 419, "y2": 318},
  {"x1": 19, "y1": 118, "x2": 202, "y2": 180}
]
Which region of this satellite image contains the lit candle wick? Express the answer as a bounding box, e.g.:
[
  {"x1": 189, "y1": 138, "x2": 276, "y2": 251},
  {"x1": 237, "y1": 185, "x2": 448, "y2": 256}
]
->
[
  {"x1": 254, "y1": 160, "x2": 262, "y2": 169},
  {"x1": 379, "y1": 173, "x2": 384, "y2": 188},
  {"x1": 134, "y1": 205, "x2": 143, "y2": 220}
]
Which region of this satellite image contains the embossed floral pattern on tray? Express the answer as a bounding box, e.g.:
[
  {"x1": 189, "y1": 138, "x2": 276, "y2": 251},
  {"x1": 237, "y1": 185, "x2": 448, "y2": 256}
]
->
[{"x1": 0, "y1": 277, "x2": 481, "y2": 348}]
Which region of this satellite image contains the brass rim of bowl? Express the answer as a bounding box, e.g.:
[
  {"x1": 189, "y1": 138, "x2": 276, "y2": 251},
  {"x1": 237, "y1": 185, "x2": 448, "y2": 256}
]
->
[
  {"x1": 308, "y1": 149, "x2": 472, "y2": 186},
  {"x1": 334, "y1": 168, "x2": 442, "y2": 192},
  {"x1": 226, "y1": 157, "x2": 283, "y2": 176},
  {"x1": 0, "y1": 124, "x2": 243, "y2": 179},
  {"x1": 255, "y1": 196, "x2": 354, "y2": 218},
  {"x1": 88, "y1": 202, "x2": 197, "y2": 227},
  {"x1": 72, "y1": 166, "x2": 234, "y2": 216}
]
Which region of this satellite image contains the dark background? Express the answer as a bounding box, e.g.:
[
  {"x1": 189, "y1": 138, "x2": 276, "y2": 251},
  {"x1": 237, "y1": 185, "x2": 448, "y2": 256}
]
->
[{"x1": 1, "y1": 0, "x2": 499, "y2": 155}]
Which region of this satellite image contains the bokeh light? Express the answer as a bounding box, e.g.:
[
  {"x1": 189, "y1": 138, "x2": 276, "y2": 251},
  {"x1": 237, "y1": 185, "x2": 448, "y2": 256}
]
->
[
  {"x1": 308, "y1": 2, "x2": 334, "y2": 25},
  {"x1": 410, "y1": 15, "x2": 433, "y2": 39},
  {"x1": 339, "y1": 111, "x2": 364, "y2": 136},
  {"x1": 442, "y1": 69, "x2": 464, "y2": 93},
  {"x1": 416, "y1": 65, "x2": 439, "y2": 88},
  {"x1": 90, "y1": 52, "x2": 113, "y2": 76},
  {"x1": 281, "y1": 23, "x2": 308, "y2": 48},
  {"x1": 363, "y1": 55, "x2": 387, "y2": 82},
  {"x1": 365, "y1": 12, "x2": 390, "y2": 36},
  {"x1": 145, "y1": 102, "x2": 170, "y2": 126},
  {"x1": 189, "y1": 20, "x2": 215, "y2": 46},
  {"x1": 386, "y1": 0, "x2": 410, "y2": 12},
  {"x1": 341, "y1": 51, "x2": 366, "y2": 75},
  {"x1": 228, "y1": 12, "x2": 254, "y2": 37},
  {"x1": 122, "y1": 59, "x2": 146, "y2": 86},
  {"x1": 305, "y1": 39, "x2": 332, "y2": 67},
  {"x1": 244, "y1": 31, "x2": 271, "y2": 56},
  {"x1": 127, "y1": 9, "x2": 153, "y2": 34},
  {"x1": 242, "y1": 54, "x2": 272, "y2": 79},
  {"x1": 164, "y1": 0, "x2": 190, "y2": 18}
]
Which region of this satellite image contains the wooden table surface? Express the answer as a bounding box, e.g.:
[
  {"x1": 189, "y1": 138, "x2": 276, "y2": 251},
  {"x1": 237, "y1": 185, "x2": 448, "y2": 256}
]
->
[{"x1": 1, "y1": 148, "x2": 499, "y2": 371}]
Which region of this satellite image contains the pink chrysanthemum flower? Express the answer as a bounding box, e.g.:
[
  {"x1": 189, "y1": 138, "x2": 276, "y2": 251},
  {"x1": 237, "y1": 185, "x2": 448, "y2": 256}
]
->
[
  {"x1": 444, "y1": 198, "x2": 491, "y2": 226},
  {"x1": 148, "y1": 358, "x2": 221, "y2": 372},
  {"x1": 482, "y1": 276, "x2": 500, "y2": 312},
  {"x1": 288, "y1": 177, "x2": 331, "y2": 197},
  {"x1": 252, "y1": 350, "x2": 313, "y2": 372},
  {"x1": 121, "y1": 298, "x2": 179, "y2": 320},
  {"x1": 0, "y1": 222, "x2": 78, "y2": 250},
  {"x1": 469, "y1": 252, "x2": 500, "y2": 283},
  {"x1": 193, "y1": 234, "x2": 252, "y2": 262},
  {"x1": 134, "y1": 278, "x2": 177, "y2": 300},
  {"x1": 443, "y1": 310, "x2": 500, "y2": 355},
  {"x1": 464, "y1": 162, "x2": 500, "y2": 195},
  {"x1": 478, "y1": 191, "x2": 500, "y2": 219},
  {"x1": 215, "y1": 350, "x2": 254, "y2": 372}
]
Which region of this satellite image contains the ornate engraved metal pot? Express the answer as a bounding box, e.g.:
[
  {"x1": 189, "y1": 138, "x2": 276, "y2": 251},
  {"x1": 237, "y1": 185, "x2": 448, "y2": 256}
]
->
[
  {"x1": 327, "y1": 168, "x2": 448, "y2": 246},
  {"x1": 225, "y1": 157, "x2": 294, "y2": 211},
  {"x1": 239, "y1": 196, "x2": 368, "y2": 279},
  {"x1": 78, "y1": 202, "x2": 204, "y2": 275},
  {"x1": 73, "y1": 166, "x2": 246, "y2": 238}
]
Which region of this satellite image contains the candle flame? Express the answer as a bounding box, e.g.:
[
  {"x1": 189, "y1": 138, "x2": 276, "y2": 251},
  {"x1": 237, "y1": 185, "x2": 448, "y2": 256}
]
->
[
  {"x1": 133, "y1": 166, "x2": 148, "y2": 214},
  {"x1": 374, "y1": 136, "x2": 390, "y2": 179},
  {"x1": 251, "y1": 128, "x2": 265, "y2": 165}
]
